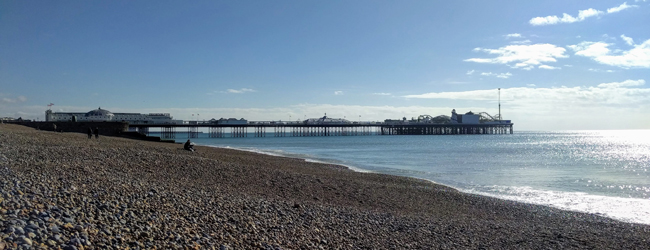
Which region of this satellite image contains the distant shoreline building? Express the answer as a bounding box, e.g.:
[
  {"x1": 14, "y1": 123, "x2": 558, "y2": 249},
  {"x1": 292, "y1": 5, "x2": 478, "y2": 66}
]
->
[{"x1": 45, "y1": 107, "x2": 183, "y2": 124}]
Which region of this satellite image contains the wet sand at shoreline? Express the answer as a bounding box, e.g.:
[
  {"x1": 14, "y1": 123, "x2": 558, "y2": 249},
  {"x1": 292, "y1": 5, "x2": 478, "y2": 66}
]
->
[{"x1": 1, "y1": 124, "x2": 649, "y2": 249}]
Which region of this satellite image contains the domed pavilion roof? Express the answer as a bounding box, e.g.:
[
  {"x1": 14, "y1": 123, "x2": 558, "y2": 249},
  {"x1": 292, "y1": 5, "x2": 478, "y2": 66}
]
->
[{"x1": 86, "y1": 107, "x2": 114, "y2": 117}]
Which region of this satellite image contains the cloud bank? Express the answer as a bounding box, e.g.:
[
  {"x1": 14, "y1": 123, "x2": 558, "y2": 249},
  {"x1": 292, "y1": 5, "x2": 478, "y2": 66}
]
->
[{"x1": 403, "y1": 79, "x2": 648, "y2": 107}]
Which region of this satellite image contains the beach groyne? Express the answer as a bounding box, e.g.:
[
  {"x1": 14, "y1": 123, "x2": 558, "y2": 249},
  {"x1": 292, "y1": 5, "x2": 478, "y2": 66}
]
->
[{"x1": 1, "y1": 123, "x2": 648, "y2": 249}]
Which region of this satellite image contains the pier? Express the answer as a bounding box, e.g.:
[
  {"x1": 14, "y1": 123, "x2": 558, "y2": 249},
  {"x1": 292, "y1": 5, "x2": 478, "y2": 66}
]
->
[
  {"x1": 129, "y1": 123, "x2": 514, "y2": 139},
  {"x1": 37, "y1": 107, "x2": 515, "y2": 139}
]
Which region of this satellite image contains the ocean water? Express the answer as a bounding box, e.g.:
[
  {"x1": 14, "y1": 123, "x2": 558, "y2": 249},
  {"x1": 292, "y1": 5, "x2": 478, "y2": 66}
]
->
[{"x1": 166, "y1": 130, "x2": 650, "y2": 225}]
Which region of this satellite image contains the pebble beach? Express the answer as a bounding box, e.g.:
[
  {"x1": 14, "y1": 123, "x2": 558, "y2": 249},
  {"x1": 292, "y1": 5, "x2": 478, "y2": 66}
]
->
[{"x1": 1, "y1": 123, "x2": 649, "y2": 249}]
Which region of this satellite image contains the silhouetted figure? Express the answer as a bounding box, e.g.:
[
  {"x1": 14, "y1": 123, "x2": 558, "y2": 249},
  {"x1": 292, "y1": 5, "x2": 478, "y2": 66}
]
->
[
  {"x1": 184, "y1": 140, "x2": 195, "y2": 152},
  {"x1": 52, "y1": 124, "x2": 57, "y2": 132},
  {"x1": 94, "y1": 127, "x2": 99, "y2": 139},
  {"x1": 87, "y1": 127, "x2": 93, "y2": 139}
]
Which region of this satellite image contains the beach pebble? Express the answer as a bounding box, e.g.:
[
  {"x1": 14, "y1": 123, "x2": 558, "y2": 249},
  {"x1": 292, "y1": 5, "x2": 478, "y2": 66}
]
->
[{"x1": 19, "y1": 236, "x2": 32, "y2": 246}]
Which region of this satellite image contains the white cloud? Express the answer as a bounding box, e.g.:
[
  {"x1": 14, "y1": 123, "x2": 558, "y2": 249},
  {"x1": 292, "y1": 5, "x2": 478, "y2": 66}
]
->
[
  {"x1": 225, "y1": 88, "x2": 255, "y2": 94},
  {"x1": 569, "y1": 41, "x2": 610, "y2": 57},
  {"x1": 589, "y1": 68, "x2": 616, "y2": 73},
  {"x1": 505, "y1": 33, "x2": 522, "y2": 38},
  {"x1": 480, "y1": 72, "x2": 513, "y2": 79},
  {"x1": 372, "y1": 93, "x2": 392, "y2": 96},
  {"x1": 465, "y1": 44, "x2": 567, "y2": 69},
  {"x1": 529, "y1": 3, "x2": 637, "y2": 26},
  {"x1": 539, "y1": 65, "x2": 560, "y2": 70},
  {"x1": 526, "y1": 84, "x2": 536, "y2": 87},
  {"x1": 568, "y1": 38, "x2": 650, "y2": 68},
  {"x1": 607, "y1": 2, "x2": 638, "y2": 13},
  {"x1": 466, "y1": 70, "x2": 475, "y2": 75},
  {"x1": 510, "y1": 40, "x2": 532, "y2": 45},
  {"x1": 621, "y1": 35, "x2": 635, "y2": 46},
  {"x1": 578, "y1": 8, "x2": 605, "y2": 19},
  {"x1": 334, "y1": 91, "x2": 344, "y2": 95},
  {"x1": 0, "y1": 95, "x2": 27, "y2": 104},
  {"x1": 529, "y1": 8, "x2": 603, "y2": 25}
]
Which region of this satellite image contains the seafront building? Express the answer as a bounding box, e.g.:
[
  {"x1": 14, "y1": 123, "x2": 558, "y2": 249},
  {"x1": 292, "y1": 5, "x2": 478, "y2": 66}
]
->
[{"x1": 45, "y1": 107, "x2": 183, "y2": 124}]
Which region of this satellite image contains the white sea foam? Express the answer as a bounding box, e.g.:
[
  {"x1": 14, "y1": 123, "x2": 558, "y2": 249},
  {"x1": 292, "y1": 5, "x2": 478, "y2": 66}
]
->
[
  {"x1": 203, "y1": 144, "x2": 372, "y2": 172},
  {"x1": 204, "y1": 144, "x2": 289, "y2": 158},
  {"x1": 304, "y1": 159, "x2": 373, "y2": 173}
]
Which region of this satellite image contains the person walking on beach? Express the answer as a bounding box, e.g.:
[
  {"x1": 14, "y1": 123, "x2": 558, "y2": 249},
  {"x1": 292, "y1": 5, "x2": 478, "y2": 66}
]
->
[
  {"x1": 94, "y1": 127, "x2": 99, "y2": 139},
  {"x1": 52, "y1": 123, "x2": 57, "y2": 132},
  {"x1": 87, "y1": 127, "x2": 93, "y2": 139}
]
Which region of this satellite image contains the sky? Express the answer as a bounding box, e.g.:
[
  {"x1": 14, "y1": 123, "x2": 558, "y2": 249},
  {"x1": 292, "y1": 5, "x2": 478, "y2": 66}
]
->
[{"x1": 1, "y1": 0, "x2": 649, "y2": 130}]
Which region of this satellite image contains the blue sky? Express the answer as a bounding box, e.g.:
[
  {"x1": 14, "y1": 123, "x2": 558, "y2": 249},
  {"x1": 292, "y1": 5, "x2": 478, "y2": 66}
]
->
[{"x1": 1, "y1": 0, "x2": 649, "y2": 130}]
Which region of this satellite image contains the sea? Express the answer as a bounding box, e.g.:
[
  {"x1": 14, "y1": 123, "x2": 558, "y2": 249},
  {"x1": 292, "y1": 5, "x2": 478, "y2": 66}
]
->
[{"x1": 164, "y1": 130, "x2": 650, "y2": 225}]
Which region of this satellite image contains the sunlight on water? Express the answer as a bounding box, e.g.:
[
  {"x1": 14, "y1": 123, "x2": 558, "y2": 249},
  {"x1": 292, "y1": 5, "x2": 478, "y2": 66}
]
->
[{"x1": 468, "y1": 185, "x2": 650, "y2": 225}]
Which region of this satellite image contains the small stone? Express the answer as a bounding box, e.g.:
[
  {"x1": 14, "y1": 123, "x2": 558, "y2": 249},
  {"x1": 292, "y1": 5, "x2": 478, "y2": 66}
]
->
[
  {"x1": 50, "y1": 225, "x2": 60, "y2": 233},
  {"x1": 20, "y1": 236, "x2": 32, "y2": 246},
  {"x1": 26, "y1": 223, "x2": 39, "y2": 230},
  {"x1": 63, "y1": 245, "x2": 77, "y2": 250}
]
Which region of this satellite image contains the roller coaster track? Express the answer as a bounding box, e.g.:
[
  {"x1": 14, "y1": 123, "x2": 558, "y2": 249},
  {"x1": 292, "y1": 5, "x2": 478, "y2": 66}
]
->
[{"x1": 478, "y1": 112, "x2": 501, "y2": 122}]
